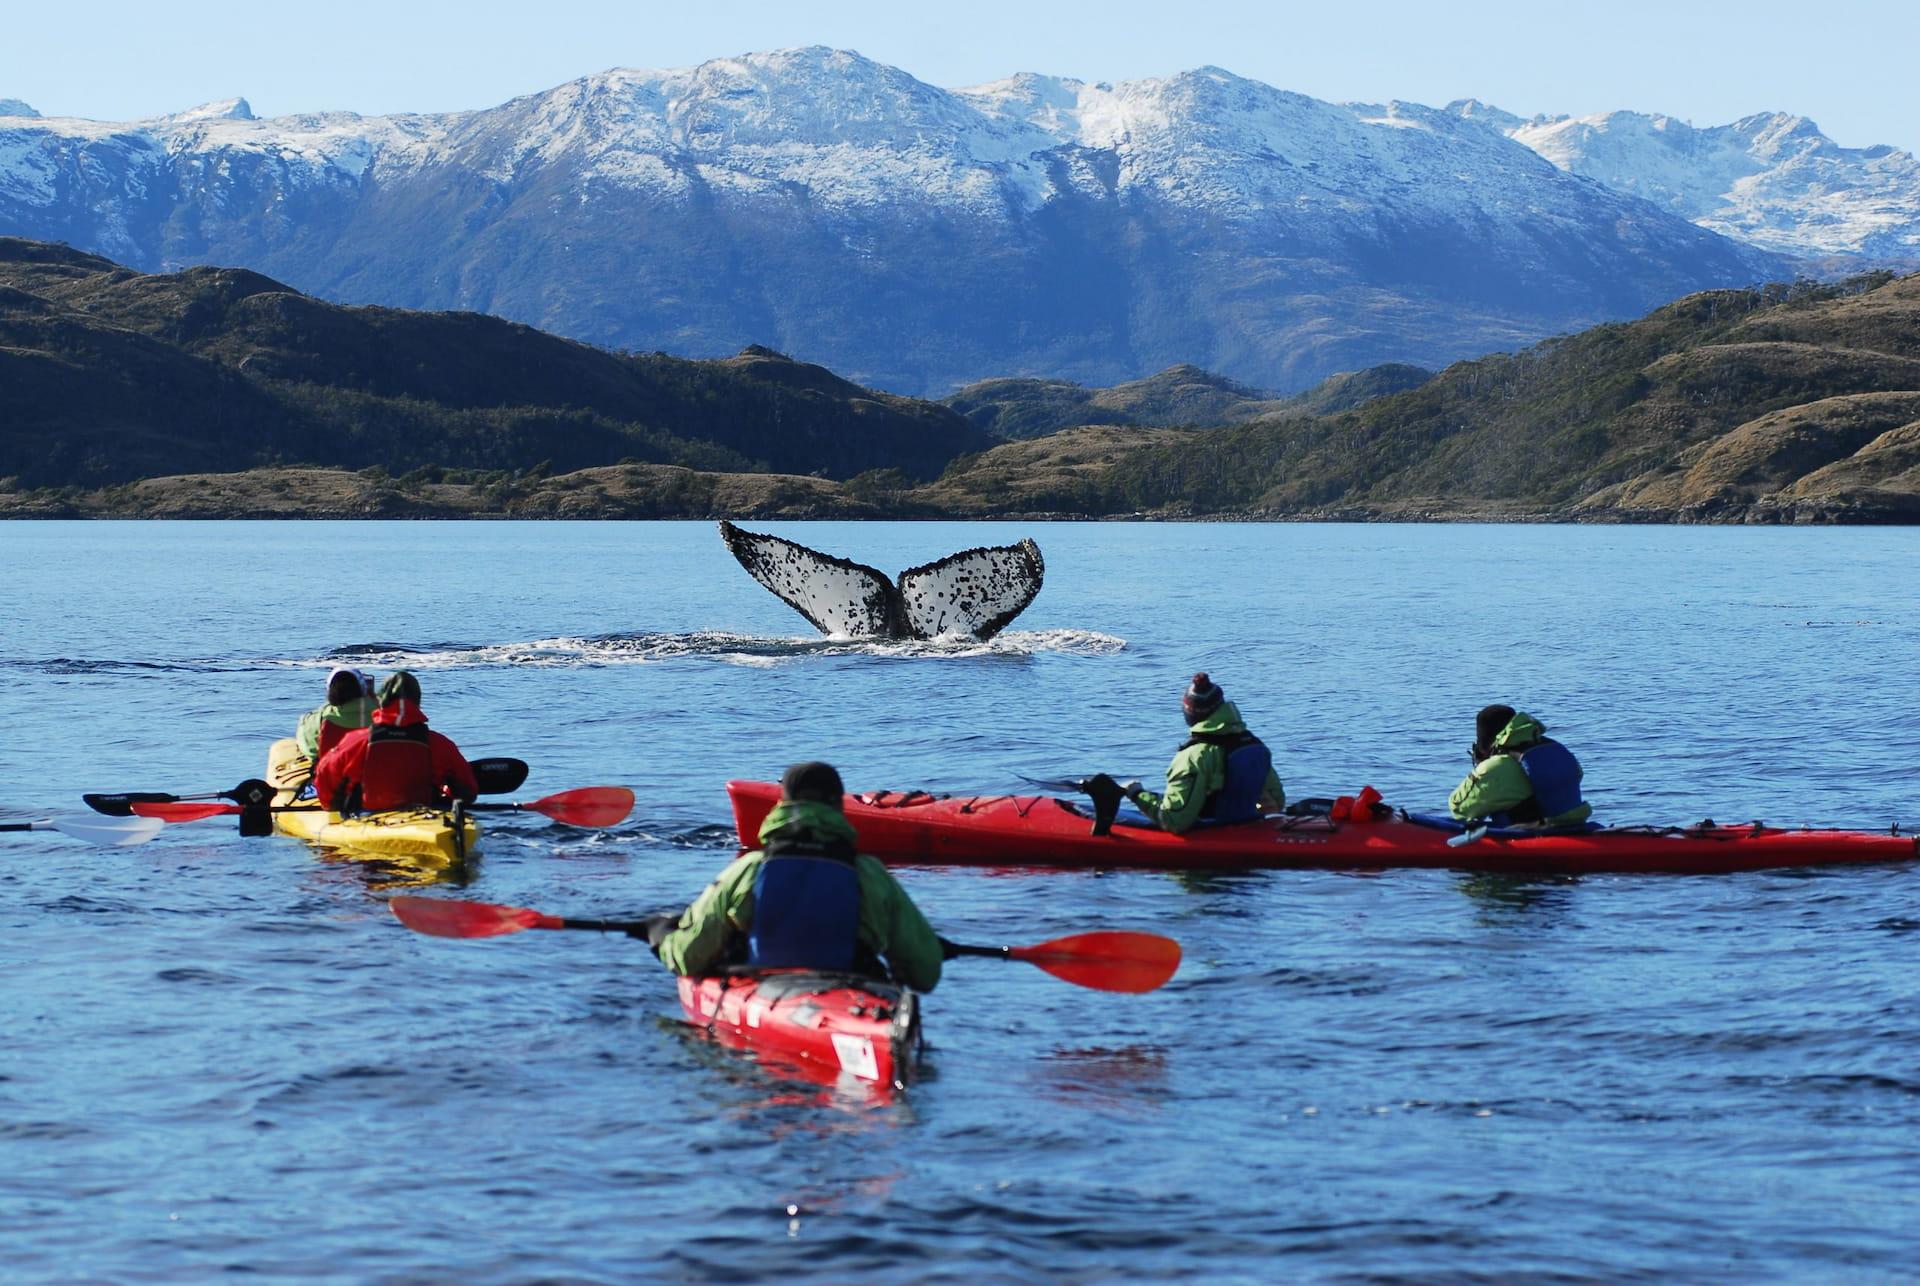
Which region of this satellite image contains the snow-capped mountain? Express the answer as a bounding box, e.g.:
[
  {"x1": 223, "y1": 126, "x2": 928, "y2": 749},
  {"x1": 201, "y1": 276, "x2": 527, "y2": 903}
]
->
[
  {"x1": 0, "y1": 50, "x2": 1793, "y2": 393},
  {"x1": 1452, "y1": 102, "x2": 1920, "y2": 263}
]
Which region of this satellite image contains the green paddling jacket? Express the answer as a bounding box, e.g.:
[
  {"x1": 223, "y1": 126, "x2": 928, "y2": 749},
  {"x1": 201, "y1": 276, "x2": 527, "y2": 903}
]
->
[
  {"x1": 656, "y1": 800, "x2": 944, "y2": 992},
  {"x1": 1448, "y1": 711, "x2": 1592, "y2": 827},
  {"x1": 1134, "y1": 701, "x2": 1286, "y2": 835},
  {"x1": 295, "y1": 695, "x2": 373, "y2": 760}
]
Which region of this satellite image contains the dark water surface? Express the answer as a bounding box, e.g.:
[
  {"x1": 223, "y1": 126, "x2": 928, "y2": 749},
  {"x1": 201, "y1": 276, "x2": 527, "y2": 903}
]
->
[{"x1": 2, "y1": 520, "x2": 1917, "y2": 1280}]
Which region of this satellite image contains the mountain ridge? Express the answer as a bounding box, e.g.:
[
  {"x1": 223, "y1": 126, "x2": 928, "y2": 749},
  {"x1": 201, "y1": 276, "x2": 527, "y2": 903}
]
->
[{"x1": 1, "y1": 48, "x2": 1788, "y2": 395}]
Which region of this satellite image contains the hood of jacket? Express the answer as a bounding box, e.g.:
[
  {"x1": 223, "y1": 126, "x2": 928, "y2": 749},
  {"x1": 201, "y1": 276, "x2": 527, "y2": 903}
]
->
[
  {"x1": 371, "y1": 699, "x2": 429, "y2": 728},
  {"x1": 757, "y1": 798, "x2": 860, "y2": 850},
  {"x1": 1185, "y1": 700, "x2": 1250, "y2": 738},
  {"x1": 1490, "y1": 710, "x2": 1548, "y2": 752}
]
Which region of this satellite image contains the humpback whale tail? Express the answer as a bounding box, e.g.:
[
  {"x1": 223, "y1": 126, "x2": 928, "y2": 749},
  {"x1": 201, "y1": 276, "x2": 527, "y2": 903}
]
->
[{"x1": 718, "y1": 521, "x2": 1045, "y2": 641}]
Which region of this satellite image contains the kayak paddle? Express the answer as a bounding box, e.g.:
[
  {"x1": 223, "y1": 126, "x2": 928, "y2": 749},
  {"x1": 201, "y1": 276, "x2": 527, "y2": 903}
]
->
[
  {"x1": 467, "y1": 786, "x2": 634, "y2": 828},
  {"x1": 133, "y1": 786, "x2": 634, "y2": 828},
  {"x1": 388, "y1": 897, "x2": 1181, "y2": 992},
  {"x1": 1447, "y1": 824, "x2": 1491, "y2": 849},
  {"x1": 85, "y1": 758, "x2": 532, "y2": 816},
  {"x1": 944, "y1": 932, "x2": 1182, "y2": 993},
  {"x1": 1016, "y1": 773, "x2": 1093, "y2": 794},
  {"x1": 389, "y1": 896, "x2": 645, "y2": 938},
  {"x1": 85, "y1": 779, "x2": 275, "y2": 817},
  {"x1": 0, "y1": 814, "x2": 167, "y2": 846}
]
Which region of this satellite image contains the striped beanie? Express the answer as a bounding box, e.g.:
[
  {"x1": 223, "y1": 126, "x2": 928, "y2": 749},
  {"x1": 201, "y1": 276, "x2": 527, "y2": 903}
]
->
[{"x1": 1182, "y1": 672, "x2": 1224, "y2": 723}]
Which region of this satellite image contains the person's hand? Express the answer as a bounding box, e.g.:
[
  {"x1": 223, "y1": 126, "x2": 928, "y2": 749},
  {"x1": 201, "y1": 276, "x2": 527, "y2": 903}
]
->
[{"x1": 626, "y1": 914, "x2": 680, "y2": 955}]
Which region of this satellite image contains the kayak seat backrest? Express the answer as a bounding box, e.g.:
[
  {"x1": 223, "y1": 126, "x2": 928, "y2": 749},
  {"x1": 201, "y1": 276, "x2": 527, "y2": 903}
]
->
[
  {"x1": 1403, "y1": 810, "x2": 1604, "y2": 838},
  {"x1": 734, "y1": 972, "x2": 902, "y2": 1005}
]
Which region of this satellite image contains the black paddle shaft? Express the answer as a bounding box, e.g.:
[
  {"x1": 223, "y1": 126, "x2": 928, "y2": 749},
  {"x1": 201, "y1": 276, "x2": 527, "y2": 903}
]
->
[
  {"x1": 942, "y1": 941, "x2": 1012, "y2": 961},
  {"x1": 555, "y1": 917, "x2": 652, "y2": 935}
]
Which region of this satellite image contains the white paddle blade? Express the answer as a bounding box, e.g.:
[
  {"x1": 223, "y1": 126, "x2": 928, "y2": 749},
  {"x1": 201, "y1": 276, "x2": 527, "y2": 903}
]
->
[
  {"x1": 718, "y1": 521, "x2": 897, "y2": 637},
  {"x1": 49, "y1": 815, "x2": 167, "y2": 846},
  {"x1": 896, "y1": 539, "x2": 1045, "y2": 640}
]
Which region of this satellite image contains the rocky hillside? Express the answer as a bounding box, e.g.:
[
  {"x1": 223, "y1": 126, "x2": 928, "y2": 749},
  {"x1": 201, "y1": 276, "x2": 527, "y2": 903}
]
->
[
  {"x1": 943, "y1": 365, "x2": 1289, "y2": 437},
  {"x1": 6, "y1": 238, "x2": 1914, "y2": 523},
  {"x1": 0, "y1": 50, "x2": 1784, "y2": 394},
  {"x1": 944, "y1": 362, "x2": 1431, "y2": 438},
  {"x1": 0, "y1": 238, "x2": 989, "y2": 488},
  {"x1": 1095, "y1": 272, "x2": 1920, "y2": 522}
]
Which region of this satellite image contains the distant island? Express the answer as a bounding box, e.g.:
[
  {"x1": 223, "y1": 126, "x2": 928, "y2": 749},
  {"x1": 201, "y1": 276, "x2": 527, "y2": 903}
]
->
[{"x1": 3, "y1": 237, "x2": 1916, "y2": 522}]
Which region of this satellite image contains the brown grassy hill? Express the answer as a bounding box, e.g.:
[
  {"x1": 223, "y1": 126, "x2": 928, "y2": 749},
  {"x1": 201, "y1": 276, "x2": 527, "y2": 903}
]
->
[
  {"x1": 943, "y1": 361, "x2": 1429, "y2": 440},
  {"x1": 0, "y1": 238, "x2": 990, "y2": 487},
  {"x1": 1097, "y1": 273, "x2": 1920, "y2": 521},
  {"x1": 943, "y1": 365, "x2": 1289, "y2": 438}
]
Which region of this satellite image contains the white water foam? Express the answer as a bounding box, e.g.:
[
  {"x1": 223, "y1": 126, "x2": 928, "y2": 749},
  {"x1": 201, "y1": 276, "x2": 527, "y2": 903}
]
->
[{"x1": 300, "y1": 628, "x2": 1126, "y2": 671}]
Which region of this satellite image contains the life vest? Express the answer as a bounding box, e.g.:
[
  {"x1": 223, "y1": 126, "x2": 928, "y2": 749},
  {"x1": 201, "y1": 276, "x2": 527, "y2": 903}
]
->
[
  {"x1": 356, "y1": 718, "x2": 437, "y2": 813},
  {"x1": 1508, "y1": 738, "x2": 1583, "y2": 823},
  {"x1": 1185, "y1": 730, "x2": 1273, "y2": 825},
  {"x1": 748, "y1": 829, "x2": 862, "y2": 971},
  {"x1": 315, "y1": 716, "x2": 353, "y2": 761}
]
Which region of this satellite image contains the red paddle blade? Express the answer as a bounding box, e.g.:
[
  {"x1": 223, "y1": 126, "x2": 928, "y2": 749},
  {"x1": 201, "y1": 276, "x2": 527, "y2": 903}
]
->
[
  {"x1": 528, "y1": 786, "x2": 634, "y2": 828},
  {"x1": 1010, "y1": 931, "x2": 1183, "y2": 993},
  {"x1": 388, "y1": 896, "x2": 563, "y2": 939},
  {"x1": 130, "y1": 801, "x2": 243, "y2": 822}
]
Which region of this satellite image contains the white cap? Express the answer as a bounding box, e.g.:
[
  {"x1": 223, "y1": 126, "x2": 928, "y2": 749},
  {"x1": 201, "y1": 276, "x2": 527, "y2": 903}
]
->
[{"x1": 326, "y1": 666, "x2": 374, "y2": 697}]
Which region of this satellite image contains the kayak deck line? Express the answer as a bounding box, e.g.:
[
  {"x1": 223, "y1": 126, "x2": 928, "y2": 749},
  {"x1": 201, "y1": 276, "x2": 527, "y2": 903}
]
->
[
  {"x1": 677, "y1": 970, "x2": 921, "y2": 1093},
  {"x1": 726, "y1": 779, "x2": 1920, "y2": 876}
]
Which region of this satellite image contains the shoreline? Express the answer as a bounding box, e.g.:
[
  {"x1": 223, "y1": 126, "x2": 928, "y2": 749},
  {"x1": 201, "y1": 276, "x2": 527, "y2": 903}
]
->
[{"x1": 4, "y1": 465, "x2": 1912, "y2": 525}]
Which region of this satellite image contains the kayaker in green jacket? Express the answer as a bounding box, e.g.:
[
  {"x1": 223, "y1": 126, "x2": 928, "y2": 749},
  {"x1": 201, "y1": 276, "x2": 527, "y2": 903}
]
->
[
  {"x1": 295, "y1": 668, "x2": 374, "y2": 762},
  {"x1": 644, "y1": 762, "x2": 945, "y2": 992},
  {"x1": 1088, "y1": 673, "x2": 1286, "y2": 835},
  {"x1": 1448, "y1": 705, "x2": 1592, "y2": 827}
]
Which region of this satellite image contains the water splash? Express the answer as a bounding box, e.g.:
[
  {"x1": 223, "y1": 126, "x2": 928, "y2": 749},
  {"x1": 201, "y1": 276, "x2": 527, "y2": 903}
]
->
[
  {"x1": 314, "y1": 629, "x2": 1126, "y2": 670},
  {"x1": 2, "y1": 628, "x2": 1125, "y2": 677}
]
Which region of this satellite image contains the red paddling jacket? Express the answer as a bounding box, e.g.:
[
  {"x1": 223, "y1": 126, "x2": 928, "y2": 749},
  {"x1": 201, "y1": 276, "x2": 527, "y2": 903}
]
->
[{"x1": 313, "y1": 699, "x2": 479, "y2": 814}]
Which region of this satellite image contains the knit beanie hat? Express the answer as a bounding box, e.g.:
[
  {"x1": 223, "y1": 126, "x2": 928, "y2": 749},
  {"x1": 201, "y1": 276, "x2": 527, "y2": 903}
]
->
[
  {"x1": 781, "y1": 761, "x2": 845, "y2": 806},
  {"x1": 1475, "y1": 704, "x2": 1517, "y2": 749},
  {"x1": 378, "y1": 670, "x2": 423, "y2": 707},
  {"x1": 325, "y1": 667, "x2": 364, "y2": 705},
  {"x1": 1182, "y1": 672, "x2": 1225, "y2": 724}
]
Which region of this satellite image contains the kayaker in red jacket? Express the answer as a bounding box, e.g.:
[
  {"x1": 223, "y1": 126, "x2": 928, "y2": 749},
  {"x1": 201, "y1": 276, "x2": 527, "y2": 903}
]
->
[{"x1": 313, "y1": 671, "x2": 479, "y2": 814}]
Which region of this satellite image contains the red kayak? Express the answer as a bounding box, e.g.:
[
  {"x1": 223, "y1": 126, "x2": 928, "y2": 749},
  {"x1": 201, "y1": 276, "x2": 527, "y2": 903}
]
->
[
  {"x1": 726, "y1": 780, "x2": 1918, "y2": 875},
  {"x1": 677, "y1": 971, "x2": 921, "y2": 1090}
]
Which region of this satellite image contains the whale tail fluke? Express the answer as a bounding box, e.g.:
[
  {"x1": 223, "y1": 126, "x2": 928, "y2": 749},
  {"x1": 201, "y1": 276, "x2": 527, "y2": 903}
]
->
[
  {"x1": 897, "y1": 539, "x2": 1045, "y2": 641},
  {"x1": 718, "y1": 522, "x2": 1045, "y2": 641},
  {"x1": 717, "y1": 521, "x2": 896, "y2": 637}
]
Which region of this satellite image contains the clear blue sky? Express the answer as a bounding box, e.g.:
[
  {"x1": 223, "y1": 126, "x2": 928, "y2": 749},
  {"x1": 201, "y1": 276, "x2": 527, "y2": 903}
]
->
[{"x1": 6, "y1": 0, "x2": 1914, "y2": 148}]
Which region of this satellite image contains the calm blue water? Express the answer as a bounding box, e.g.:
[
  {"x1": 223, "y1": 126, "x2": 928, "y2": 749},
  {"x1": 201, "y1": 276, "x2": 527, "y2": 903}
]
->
[{"x1": 3, "y1": 520, "x2": 1917, "y2": 1280}]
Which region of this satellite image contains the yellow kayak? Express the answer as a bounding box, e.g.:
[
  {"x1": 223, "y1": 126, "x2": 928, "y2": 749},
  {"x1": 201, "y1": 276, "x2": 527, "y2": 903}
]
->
[{"x1": 266, "y1": 738, "x2": 479, "y2": 866}]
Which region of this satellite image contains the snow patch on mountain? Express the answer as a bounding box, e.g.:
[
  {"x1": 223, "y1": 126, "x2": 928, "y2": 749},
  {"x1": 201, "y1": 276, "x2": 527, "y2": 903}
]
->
[
  {"x1": 169, "y1": 97, "x2": 256, "y2": 123},
  {"x1": 1461, "y1": 105, "x2": 1920, "y2": 261}
]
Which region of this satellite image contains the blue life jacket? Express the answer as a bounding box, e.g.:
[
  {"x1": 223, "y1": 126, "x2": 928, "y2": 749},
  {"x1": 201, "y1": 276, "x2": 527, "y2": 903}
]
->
[
  {"x1": 748, "y1": 831, "x2": 861, "y2": 971},
  {"x1": 1191, "y1": 731, "x2": 1273, "y2": 825},
  {"x1": 1514, "y1": 738, "x2": 1583, "y2": 822}
]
